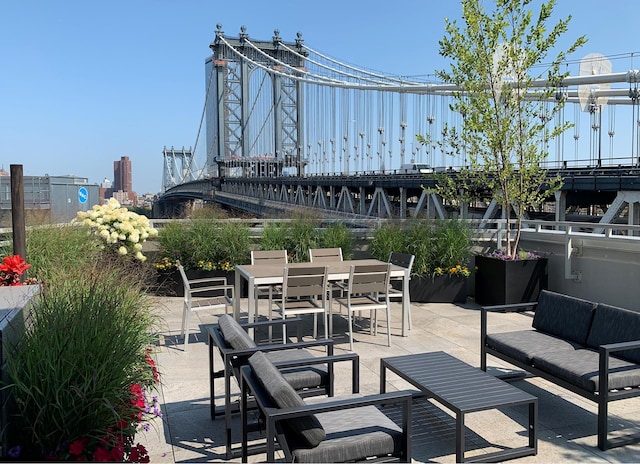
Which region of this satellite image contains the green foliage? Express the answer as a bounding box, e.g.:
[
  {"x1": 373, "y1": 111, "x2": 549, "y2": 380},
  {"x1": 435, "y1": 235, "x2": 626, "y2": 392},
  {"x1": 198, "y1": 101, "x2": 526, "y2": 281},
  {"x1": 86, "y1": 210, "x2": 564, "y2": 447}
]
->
[
  {"x1": 19, "y1": 225, "x2": 103, "y2": 282},
  {"x1": 259, "y1": 221, "x2": 353, "y2": 262},
  {"x1": 432, "y1": 0, "x2": 586, "y2": 256},
  {"x1": 261, "y1": 222, "x2": 290, "y2": 252},
  {"x1": 157, "y1": 220, "x2": 251, "y2": 269},
  {"x1": 5, "y1": 259, "x2": 156, "y2": 455},
  {"x1": 371, "y1": 220, "x2": 473, "y2": 277},
  {"x1": 319, "y1": 223, "x2": 354, "y2": 260},
  {"x1": 287, "y1": 219, "x2": 320, "y2": 263},
  {"x1": 370, "y1": 223, "x2": 408, "y2": 263}
]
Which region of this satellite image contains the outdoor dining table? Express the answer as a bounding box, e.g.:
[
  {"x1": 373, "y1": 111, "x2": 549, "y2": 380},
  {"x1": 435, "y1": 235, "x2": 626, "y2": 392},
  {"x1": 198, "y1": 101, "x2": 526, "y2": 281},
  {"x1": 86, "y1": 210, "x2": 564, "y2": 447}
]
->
[{"x1": 233, "y1": 259, "x2": 411, "y2": 337}]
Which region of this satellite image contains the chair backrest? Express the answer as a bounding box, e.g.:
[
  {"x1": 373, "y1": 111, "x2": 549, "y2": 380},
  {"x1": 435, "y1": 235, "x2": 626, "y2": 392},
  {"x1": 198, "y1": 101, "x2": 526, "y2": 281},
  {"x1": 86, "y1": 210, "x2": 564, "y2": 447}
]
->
[
  {"x1": 251, "y1": 249, "x2": 288, "y2": 265},
  {"x1": 176, "y1": 260, "x2": 191, "y2": 294},
  {"x1": 388, "y1": 252, "x2": 415, "y2": 273},
  {"x1": 282, "y1": 266, "x2": 328, "y2": 300},
  {"x1": 348, "y1": 263, "x2": 391, "y2": 295},
  {"x1": 309, "y1": 248, "x2": 343, "y2": 263}
]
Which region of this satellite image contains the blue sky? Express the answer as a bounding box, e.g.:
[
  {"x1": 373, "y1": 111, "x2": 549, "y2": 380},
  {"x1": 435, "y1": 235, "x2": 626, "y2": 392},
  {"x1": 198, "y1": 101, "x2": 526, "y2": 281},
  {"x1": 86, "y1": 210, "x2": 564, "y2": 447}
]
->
[{"x1": 2, "y1": 0, "x2": 638, "y2": 195}]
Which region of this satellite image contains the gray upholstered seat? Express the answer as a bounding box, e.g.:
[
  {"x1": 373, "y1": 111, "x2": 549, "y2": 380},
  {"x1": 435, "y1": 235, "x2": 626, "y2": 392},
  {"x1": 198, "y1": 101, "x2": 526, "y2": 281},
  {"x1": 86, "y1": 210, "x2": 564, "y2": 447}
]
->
[
  {"x1": 532, "y1": 349, "x2": 640, "y2": 393},
  {"x1": 486, "y1": 330, "x2": 583, "y2": 365},
  {"x1": 243, "y1": 351, "x2": 411, "y2": 463}
]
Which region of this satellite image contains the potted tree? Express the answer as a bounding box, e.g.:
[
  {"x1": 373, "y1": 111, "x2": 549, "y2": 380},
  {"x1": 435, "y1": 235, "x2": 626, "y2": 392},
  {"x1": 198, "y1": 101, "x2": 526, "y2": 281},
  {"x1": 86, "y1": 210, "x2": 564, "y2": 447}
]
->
[{"x1": 427, "y1": 0, "x2": 586, "y2": 304}]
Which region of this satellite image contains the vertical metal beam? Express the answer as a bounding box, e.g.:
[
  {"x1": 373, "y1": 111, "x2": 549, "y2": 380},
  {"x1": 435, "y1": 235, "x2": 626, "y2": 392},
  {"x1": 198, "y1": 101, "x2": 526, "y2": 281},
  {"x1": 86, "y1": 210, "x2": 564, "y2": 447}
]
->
[
  {"x1": 273, "y1": 74, "x2": 283, "y2": 159},
  {"x1": 215, "y1": 60, "x2": 226, "y2": 167},
  {"x1": 241, "y1": 60, "x2": 250, "y2": 159}
]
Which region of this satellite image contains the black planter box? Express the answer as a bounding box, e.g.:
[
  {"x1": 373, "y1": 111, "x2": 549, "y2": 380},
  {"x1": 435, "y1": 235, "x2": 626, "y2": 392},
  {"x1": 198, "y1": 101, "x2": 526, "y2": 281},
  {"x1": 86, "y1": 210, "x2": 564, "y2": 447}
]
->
[
  {"x1": 474, "y1": 255, "x2": 548, "y2": 305},
  {"x1": 155, "y1": 270, "x2": 247, "y2": 298},
  {"x1": 393, "y1": 274, "x2": 468, "y2": 303}
]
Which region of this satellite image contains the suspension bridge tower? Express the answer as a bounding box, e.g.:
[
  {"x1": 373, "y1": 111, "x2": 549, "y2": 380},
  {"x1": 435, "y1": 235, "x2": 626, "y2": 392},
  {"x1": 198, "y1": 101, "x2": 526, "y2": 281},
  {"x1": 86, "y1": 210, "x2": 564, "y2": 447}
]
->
[{"x1": 205, "y1": 24, "x2": 308, "y2": 178}]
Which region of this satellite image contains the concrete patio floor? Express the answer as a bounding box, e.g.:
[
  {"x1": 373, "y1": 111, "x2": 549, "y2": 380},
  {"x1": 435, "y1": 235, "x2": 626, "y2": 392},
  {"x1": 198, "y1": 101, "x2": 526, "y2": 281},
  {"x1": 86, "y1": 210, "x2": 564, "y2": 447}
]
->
[{"x1": 137, "y1": 295, "x2": 640, "y2": 463}]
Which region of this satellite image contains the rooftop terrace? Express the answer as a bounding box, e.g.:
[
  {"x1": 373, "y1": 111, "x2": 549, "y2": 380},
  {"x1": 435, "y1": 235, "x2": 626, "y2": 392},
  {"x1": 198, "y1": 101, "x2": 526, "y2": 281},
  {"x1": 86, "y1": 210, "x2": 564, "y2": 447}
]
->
[{"x1": 139, "y1": 296, "x2": 640, "y2": 462}]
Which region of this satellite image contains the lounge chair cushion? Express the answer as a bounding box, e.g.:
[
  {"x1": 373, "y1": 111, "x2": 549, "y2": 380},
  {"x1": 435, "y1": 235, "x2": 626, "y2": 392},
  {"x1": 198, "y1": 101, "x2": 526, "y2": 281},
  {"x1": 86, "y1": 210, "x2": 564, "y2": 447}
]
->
[
  {"x1": 249, "y1": 352, "x2": 326, "y2": 447},
  {"x1": 586, "y1": 304, "x2": 640, "y2": 363},
  {"x1": 266, "y1": 348, "x2": 328, "y2": 391},
  {"x1": 291, "y1": 395, "x2": 403, "y2": 463},
  {"x1": 217, "y1": 314, "x2": 257, "y2": 350},
  {"x1": 532, "y1": 348, "x2": 640, "y2": 393},
  {"x1": 486, "y1": 330, "x2": 583, "y2": 365},
  {"x1": 532, "y1": 290, "x2": 597, "y2": 345}
]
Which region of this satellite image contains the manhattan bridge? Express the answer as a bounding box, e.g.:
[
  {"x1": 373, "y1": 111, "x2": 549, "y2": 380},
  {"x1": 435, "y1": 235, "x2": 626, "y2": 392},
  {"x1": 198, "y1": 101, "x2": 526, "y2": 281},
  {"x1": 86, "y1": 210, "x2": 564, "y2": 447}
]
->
[{"x1": 155, "y1": 24, "x2": 640, "y2": 225}]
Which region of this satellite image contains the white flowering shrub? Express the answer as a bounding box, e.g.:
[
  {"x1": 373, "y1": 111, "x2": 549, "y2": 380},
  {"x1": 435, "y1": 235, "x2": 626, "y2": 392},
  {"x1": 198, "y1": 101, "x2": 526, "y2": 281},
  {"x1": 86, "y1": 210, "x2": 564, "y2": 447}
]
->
[{"x1": 74, "y1": 199, "x2": 158, "y2": 262}]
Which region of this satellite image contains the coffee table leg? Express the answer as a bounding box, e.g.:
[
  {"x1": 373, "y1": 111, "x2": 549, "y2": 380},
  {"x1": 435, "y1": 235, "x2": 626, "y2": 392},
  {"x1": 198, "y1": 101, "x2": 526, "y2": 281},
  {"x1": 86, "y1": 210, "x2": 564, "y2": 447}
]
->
[
  {"x1": 530, "y1": 399, "x2": 538, "y2": 452},
  {"x1": 380, "y1": 360, "x2": 387, "y2": 393},
  {"x1": 456, "y1": 411, "x2": 465, "y2": 463}
]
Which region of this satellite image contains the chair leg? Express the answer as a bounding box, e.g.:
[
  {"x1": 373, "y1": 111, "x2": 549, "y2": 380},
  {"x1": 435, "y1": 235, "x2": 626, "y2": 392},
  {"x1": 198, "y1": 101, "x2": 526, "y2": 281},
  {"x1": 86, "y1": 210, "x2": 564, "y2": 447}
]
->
[
  {"x1": 182, "y1": 307, "x2": 190, "y2": 349},
  {"x1": 323, "y1": 311, "x2": 328, "y2": 339},
  {"x1": 348, "y1": 310, "x2": 354, "y2": 350},
  {"x1": 386, "y1": 303, "x2": 391, "y2": 347},
  {"x1": 312, "y1": 313, "x2": 318, "y2": 339},
  {"x1": 371, "y1": 309, "x2": 376, "y2": 335}
]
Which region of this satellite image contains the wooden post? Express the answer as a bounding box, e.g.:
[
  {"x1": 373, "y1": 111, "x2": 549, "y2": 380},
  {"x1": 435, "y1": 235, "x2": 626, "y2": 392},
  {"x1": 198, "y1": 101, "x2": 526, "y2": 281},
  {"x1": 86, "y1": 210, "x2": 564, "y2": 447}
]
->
[{"x1": 10, "y1": 165, "x2": 27, "y2": 282}]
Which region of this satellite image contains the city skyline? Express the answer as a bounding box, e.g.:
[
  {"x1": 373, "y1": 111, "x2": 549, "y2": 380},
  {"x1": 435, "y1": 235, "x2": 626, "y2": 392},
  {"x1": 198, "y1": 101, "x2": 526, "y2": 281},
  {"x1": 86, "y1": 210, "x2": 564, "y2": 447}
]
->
[{"x1": 2, "y1": 1, "x2": 638, "y2": 195}]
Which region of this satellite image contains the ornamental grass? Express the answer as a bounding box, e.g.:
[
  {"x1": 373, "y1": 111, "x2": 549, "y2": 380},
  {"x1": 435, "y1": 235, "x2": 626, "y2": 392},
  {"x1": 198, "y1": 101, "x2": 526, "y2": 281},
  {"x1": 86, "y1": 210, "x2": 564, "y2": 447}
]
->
[{"x1": 4, "y1": 242, "x2": 159, "y2": 461}]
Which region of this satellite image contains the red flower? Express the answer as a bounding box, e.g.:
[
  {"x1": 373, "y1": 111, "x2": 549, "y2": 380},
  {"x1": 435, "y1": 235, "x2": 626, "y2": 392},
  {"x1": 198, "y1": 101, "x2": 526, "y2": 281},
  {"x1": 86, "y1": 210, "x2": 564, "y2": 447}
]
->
[
  {"x1": 92, "y1": 446, "x2": 112, "y2": 462},
  {"x1": 69, "y1": 437, "x2": 88, "y2": 456},
  {"x1": 0, "y1": 255, "x2": 31, "y2": 274},
  {"x1": 0, "y1": 255, "x2": 32, "y2": 286}
]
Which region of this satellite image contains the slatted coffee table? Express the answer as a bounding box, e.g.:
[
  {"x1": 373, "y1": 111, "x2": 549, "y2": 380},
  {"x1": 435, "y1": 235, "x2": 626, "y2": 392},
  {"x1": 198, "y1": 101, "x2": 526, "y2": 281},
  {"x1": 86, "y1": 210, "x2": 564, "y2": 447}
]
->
[{"x1": 381, "y1": 351, "x2": 537, "y2": 463}]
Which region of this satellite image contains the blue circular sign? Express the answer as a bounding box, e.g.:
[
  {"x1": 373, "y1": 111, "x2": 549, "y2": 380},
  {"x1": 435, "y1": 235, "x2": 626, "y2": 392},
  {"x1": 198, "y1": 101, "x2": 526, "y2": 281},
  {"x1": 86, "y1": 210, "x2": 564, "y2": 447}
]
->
[{"x1": 78, "y1": 187, "x2": 88, "y2": 204}]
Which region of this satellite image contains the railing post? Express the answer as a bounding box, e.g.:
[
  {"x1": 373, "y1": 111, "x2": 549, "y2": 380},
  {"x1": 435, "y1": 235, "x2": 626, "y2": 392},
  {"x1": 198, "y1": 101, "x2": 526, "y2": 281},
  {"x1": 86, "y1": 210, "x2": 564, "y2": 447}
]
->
[
  {"x1": 564, "y1": 225, "x2": 582, "y2": 281},
  {"x1": 10, "y1": 165, "x2": 27, "y2": 280}
]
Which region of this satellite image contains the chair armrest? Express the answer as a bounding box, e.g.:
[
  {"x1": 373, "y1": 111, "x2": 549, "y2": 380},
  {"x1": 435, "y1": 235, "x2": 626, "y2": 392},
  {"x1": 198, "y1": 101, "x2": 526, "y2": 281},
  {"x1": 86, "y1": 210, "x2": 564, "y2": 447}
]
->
[
  {"x1": 481, "y1": 301, "x2": 538, "y2": 313},
  {"x1": 272, "y1": 352, "x2": 360, "y2": 394},
  {"x1": 221, "y1": 339, "x2": 335, "y2": 362},
  {"x1": 190, "y1": 284, "x2": 234, "y2": 296},
  {"x1": 598, "y1": 340, "x2": 640, "y2": 393},
  {"x1": 265, "y1": 390, "x2": 412, "y2": 420},
  {"x1": 189, "y1": 276, "x2": 229, "y2": 285}
]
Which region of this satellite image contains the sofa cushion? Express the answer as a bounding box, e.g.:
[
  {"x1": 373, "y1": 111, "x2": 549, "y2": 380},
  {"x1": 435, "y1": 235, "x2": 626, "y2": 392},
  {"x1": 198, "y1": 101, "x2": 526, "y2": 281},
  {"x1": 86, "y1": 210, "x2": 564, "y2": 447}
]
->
[
  {"x1": 291, "y1": 395, "x2": 403, "y2": 463},
  {"x1": 486, "y1": 330, "x2": 582, "y2": 365},
  {"x1": 266, "y1": 349, "x2": 328, "y2": 391},
  {"x1": 532, "y1": 290, "x2": 597, "y2": 345},
  {"x1": 532, "y1": 348, "x2": 640, "y2": 393},
  {"x1": 248, "y1": 351, "x2": 326, "y2": 448},
  {"x1": 217, "y1": 314, "x2": 257, "y2": 350},
  {"x1": 586, "y1": 304, "x2": 640, "y2": 364}
]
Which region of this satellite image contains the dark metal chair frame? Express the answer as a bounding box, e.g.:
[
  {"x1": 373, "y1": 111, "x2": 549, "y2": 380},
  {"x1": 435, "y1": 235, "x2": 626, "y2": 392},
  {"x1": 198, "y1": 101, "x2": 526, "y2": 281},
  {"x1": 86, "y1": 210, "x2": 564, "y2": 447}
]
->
[
  {"x1": 208, "y1": 317, "x2": 359, "y2": 458},
  {"x1": 240, "y1": 362, "x2": 412, "y2": 463}
]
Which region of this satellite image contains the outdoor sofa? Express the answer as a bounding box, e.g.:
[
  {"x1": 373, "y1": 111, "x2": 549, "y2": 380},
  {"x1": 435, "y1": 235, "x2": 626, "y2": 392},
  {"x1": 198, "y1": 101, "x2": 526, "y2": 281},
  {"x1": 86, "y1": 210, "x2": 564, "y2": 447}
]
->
[{"x1": 481, "y1": 289, "x2": 640, "y2": 451}]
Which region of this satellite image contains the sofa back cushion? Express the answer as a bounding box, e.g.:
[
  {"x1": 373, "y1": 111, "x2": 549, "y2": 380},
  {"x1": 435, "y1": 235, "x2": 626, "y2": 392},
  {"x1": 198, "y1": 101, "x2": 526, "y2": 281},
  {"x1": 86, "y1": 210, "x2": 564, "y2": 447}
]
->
[
  {"x1": 249, "y1": 351, "x2": 326, "y2": 447},
  {"x1": 586, "y1": 304, "x2": 640, "y2": 364},
  {"x1": 217, "y1": 314, "x2": 257, "y2": 350},
  {"x1": 532, "y1": 290, "x2": 597, "y2": 345}
]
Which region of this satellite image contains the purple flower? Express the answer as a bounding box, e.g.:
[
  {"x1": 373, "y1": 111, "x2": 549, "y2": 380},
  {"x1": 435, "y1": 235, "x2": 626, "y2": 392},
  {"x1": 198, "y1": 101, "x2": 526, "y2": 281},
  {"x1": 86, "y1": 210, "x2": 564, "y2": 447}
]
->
[{"x1": 8, "y1": 445, "x2": 21, "y2": 458}]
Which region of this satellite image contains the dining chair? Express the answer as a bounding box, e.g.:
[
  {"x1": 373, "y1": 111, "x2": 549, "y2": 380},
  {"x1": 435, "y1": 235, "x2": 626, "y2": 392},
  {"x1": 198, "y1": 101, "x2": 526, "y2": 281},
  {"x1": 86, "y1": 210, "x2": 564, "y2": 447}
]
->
[
  {"x1": 381, "y1": 252, "x2": 415, "y2": 329},
  {"x1": 334, "y1": 263, "x2": 392, "y2": 350},
  {"x1": 310, "y1": 248, "x2": 345, "y2": 318},
  {"x1": 250, "y1": 249, "x2": 287, "y2": 317},
  {"x1": 177, "y1": 261, "x2": 234, "y2": 350},
  {"x1": 309, "y1": 247, "x2": 343, "y2": 262},
  {"x1": 273, "y1": 265, "x2": 329, "y2": 341}
]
